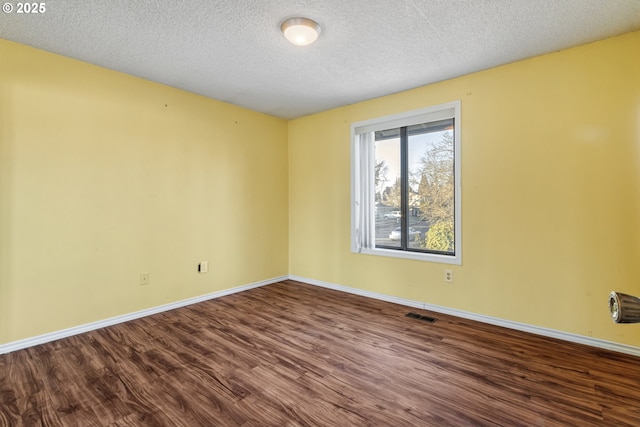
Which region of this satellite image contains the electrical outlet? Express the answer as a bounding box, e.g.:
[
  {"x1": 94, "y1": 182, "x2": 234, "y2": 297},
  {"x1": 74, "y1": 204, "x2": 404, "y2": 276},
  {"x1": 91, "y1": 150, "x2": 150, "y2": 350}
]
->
[
  {"x1": 140, "y1": 273, "x2": 150, "y2": 286},
  {"x1": 198, "y1": 261, "x2": 208, "y2": 274},
  {"x1": 444, "y1": 269, "x2": 453, "y2": 283}
]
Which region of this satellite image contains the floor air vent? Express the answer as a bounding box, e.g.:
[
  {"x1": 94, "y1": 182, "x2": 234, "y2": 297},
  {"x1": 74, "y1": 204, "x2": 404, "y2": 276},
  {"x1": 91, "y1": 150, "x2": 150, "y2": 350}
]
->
[{"x1": 406, "y1": 312, "x2": 437, "y2": 323}]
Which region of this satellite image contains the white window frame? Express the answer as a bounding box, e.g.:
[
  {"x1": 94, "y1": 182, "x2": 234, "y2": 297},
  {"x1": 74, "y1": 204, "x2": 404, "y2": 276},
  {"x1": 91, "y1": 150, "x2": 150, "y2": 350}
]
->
[{"x1": 350, "y1": 101, "x2": 462, "y2": 265}]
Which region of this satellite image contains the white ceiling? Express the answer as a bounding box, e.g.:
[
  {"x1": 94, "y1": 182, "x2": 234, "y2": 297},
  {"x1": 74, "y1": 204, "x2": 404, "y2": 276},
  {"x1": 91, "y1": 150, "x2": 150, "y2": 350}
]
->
[{"x1": 1, "y1": 0, "x2": 639, "y2": 119}]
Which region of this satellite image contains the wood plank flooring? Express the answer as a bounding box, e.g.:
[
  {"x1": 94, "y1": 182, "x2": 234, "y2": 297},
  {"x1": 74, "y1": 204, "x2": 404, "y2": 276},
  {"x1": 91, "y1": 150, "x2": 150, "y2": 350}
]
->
[{"x1": 1, "y1": 280, "x2": 640, "y2": 426}]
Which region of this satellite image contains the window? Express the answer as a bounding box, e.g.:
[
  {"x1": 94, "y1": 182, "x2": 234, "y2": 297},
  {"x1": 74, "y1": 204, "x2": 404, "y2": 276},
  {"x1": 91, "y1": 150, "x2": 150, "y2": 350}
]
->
[{"x1": 351, "y1": 101, "x2": 461, "y2": 264}]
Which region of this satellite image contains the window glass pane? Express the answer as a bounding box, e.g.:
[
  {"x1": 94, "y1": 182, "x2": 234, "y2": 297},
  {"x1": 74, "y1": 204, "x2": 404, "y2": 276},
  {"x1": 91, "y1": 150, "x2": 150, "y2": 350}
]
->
[
  {"x1": 374, "y1": 130, "x2": 401, "y2": 248},
  {"x1": 408, "y1": 119, "x2": 455, "y2": 253}
]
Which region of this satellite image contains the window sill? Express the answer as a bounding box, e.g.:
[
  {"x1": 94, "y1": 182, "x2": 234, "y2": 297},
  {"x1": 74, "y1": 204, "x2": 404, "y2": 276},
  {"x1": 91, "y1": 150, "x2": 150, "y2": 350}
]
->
[{"x1": 355, "y1": 247, "x2": 461, "y2": 265}]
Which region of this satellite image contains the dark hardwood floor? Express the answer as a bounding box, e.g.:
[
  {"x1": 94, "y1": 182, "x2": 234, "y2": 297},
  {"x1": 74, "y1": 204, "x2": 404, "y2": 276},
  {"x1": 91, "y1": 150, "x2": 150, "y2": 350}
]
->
[{"x1": 1, "y1": 280, "x2": 640, "y2": 426}]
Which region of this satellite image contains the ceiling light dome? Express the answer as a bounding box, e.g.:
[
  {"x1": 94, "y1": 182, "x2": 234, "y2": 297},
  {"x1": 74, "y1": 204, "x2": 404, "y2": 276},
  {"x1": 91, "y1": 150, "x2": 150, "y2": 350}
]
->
[{"x1": 281, "y1": 17, "x2": 321, "y2": 46}]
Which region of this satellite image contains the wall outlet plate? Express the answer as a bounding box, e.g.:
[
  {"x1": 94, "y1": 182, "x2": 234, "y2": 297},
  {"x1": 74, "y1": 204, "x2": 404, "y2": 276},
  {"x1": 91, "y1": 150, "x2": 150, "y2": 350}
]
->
[
  {"x1": 199, "y1": 261, "x2": 208, "y2": 273},
  {"x1": 444, "y1": 269, "x2": 453, "y2": 283}
]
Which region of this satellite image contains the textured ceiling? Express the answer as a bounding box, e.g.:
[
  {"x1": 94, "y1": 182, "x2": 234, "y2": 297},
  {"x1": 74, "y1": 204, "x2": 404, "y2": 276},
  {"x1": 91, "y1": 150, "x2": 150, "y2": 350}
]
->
[{"x1": 1, "y1": 0, "x2": 639, "y2": 119}]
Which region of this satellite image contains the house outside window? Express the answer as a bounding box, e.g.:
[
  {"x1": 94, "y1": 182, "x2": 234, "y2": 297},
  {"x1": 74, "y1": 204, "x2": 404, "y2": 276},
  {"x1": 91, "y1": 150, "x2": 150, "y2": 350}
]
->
[{"x1": 351, "y1": 101, "x2": 461, "y2": 265}]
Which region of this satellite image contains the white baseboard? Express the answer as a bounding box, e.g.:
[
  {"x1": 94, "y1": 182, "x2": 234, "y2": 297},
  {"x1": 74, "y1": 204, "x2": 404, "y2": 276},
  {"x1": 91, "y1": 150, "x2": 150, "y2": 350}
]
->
[
  {"x1": 4, "y1": 274, "x2": 638, "y2": 358},
  {"x1": 289, "y1": 275, "x2": 640, "y2": 358},
  {"x1": 0, "y1": 276, "x2": 287, "y2": 355}
]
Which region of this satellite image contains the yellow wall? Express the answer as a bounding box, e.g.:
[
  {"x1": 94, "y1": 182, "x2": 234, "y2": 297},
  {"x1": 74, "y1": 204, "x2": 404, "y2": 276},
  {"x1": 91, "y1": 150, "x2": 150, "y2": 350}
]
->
[
  {"x1": 289, "y1": 31, "x2": 640, "y2": 346},
  {"x1": 0, "y1": 40, "x2": 289, "y2": 343}
]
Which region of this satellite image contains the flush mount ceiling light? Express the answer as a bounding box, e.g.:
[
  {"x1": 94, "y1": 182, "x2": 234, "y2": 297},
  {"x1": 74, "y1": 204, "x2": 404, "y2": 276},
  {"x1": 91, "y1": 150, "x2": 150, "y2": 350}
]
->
[{"x1": 281, "y1": 17, "x2": 322, "y2": 46}]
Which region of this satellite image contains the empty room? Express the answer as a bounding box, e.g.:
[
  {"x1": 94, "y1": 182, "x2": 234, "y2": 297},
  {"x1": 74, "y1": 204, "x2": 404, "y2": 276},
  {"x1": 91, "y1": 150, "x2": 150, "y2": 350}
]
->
[{"x1": 1, "y1": 1, "x2": 640, "y2": 425}]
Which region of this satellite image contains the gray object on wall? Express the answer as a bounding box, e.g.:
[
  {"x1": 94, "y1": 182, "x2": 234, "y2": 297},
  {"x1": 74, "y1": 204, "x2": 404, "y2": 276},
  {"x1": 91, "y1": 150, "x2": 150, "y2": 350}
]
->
[{"x1": 609, "y1": 291, "x2": 640, "y2": 323}]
